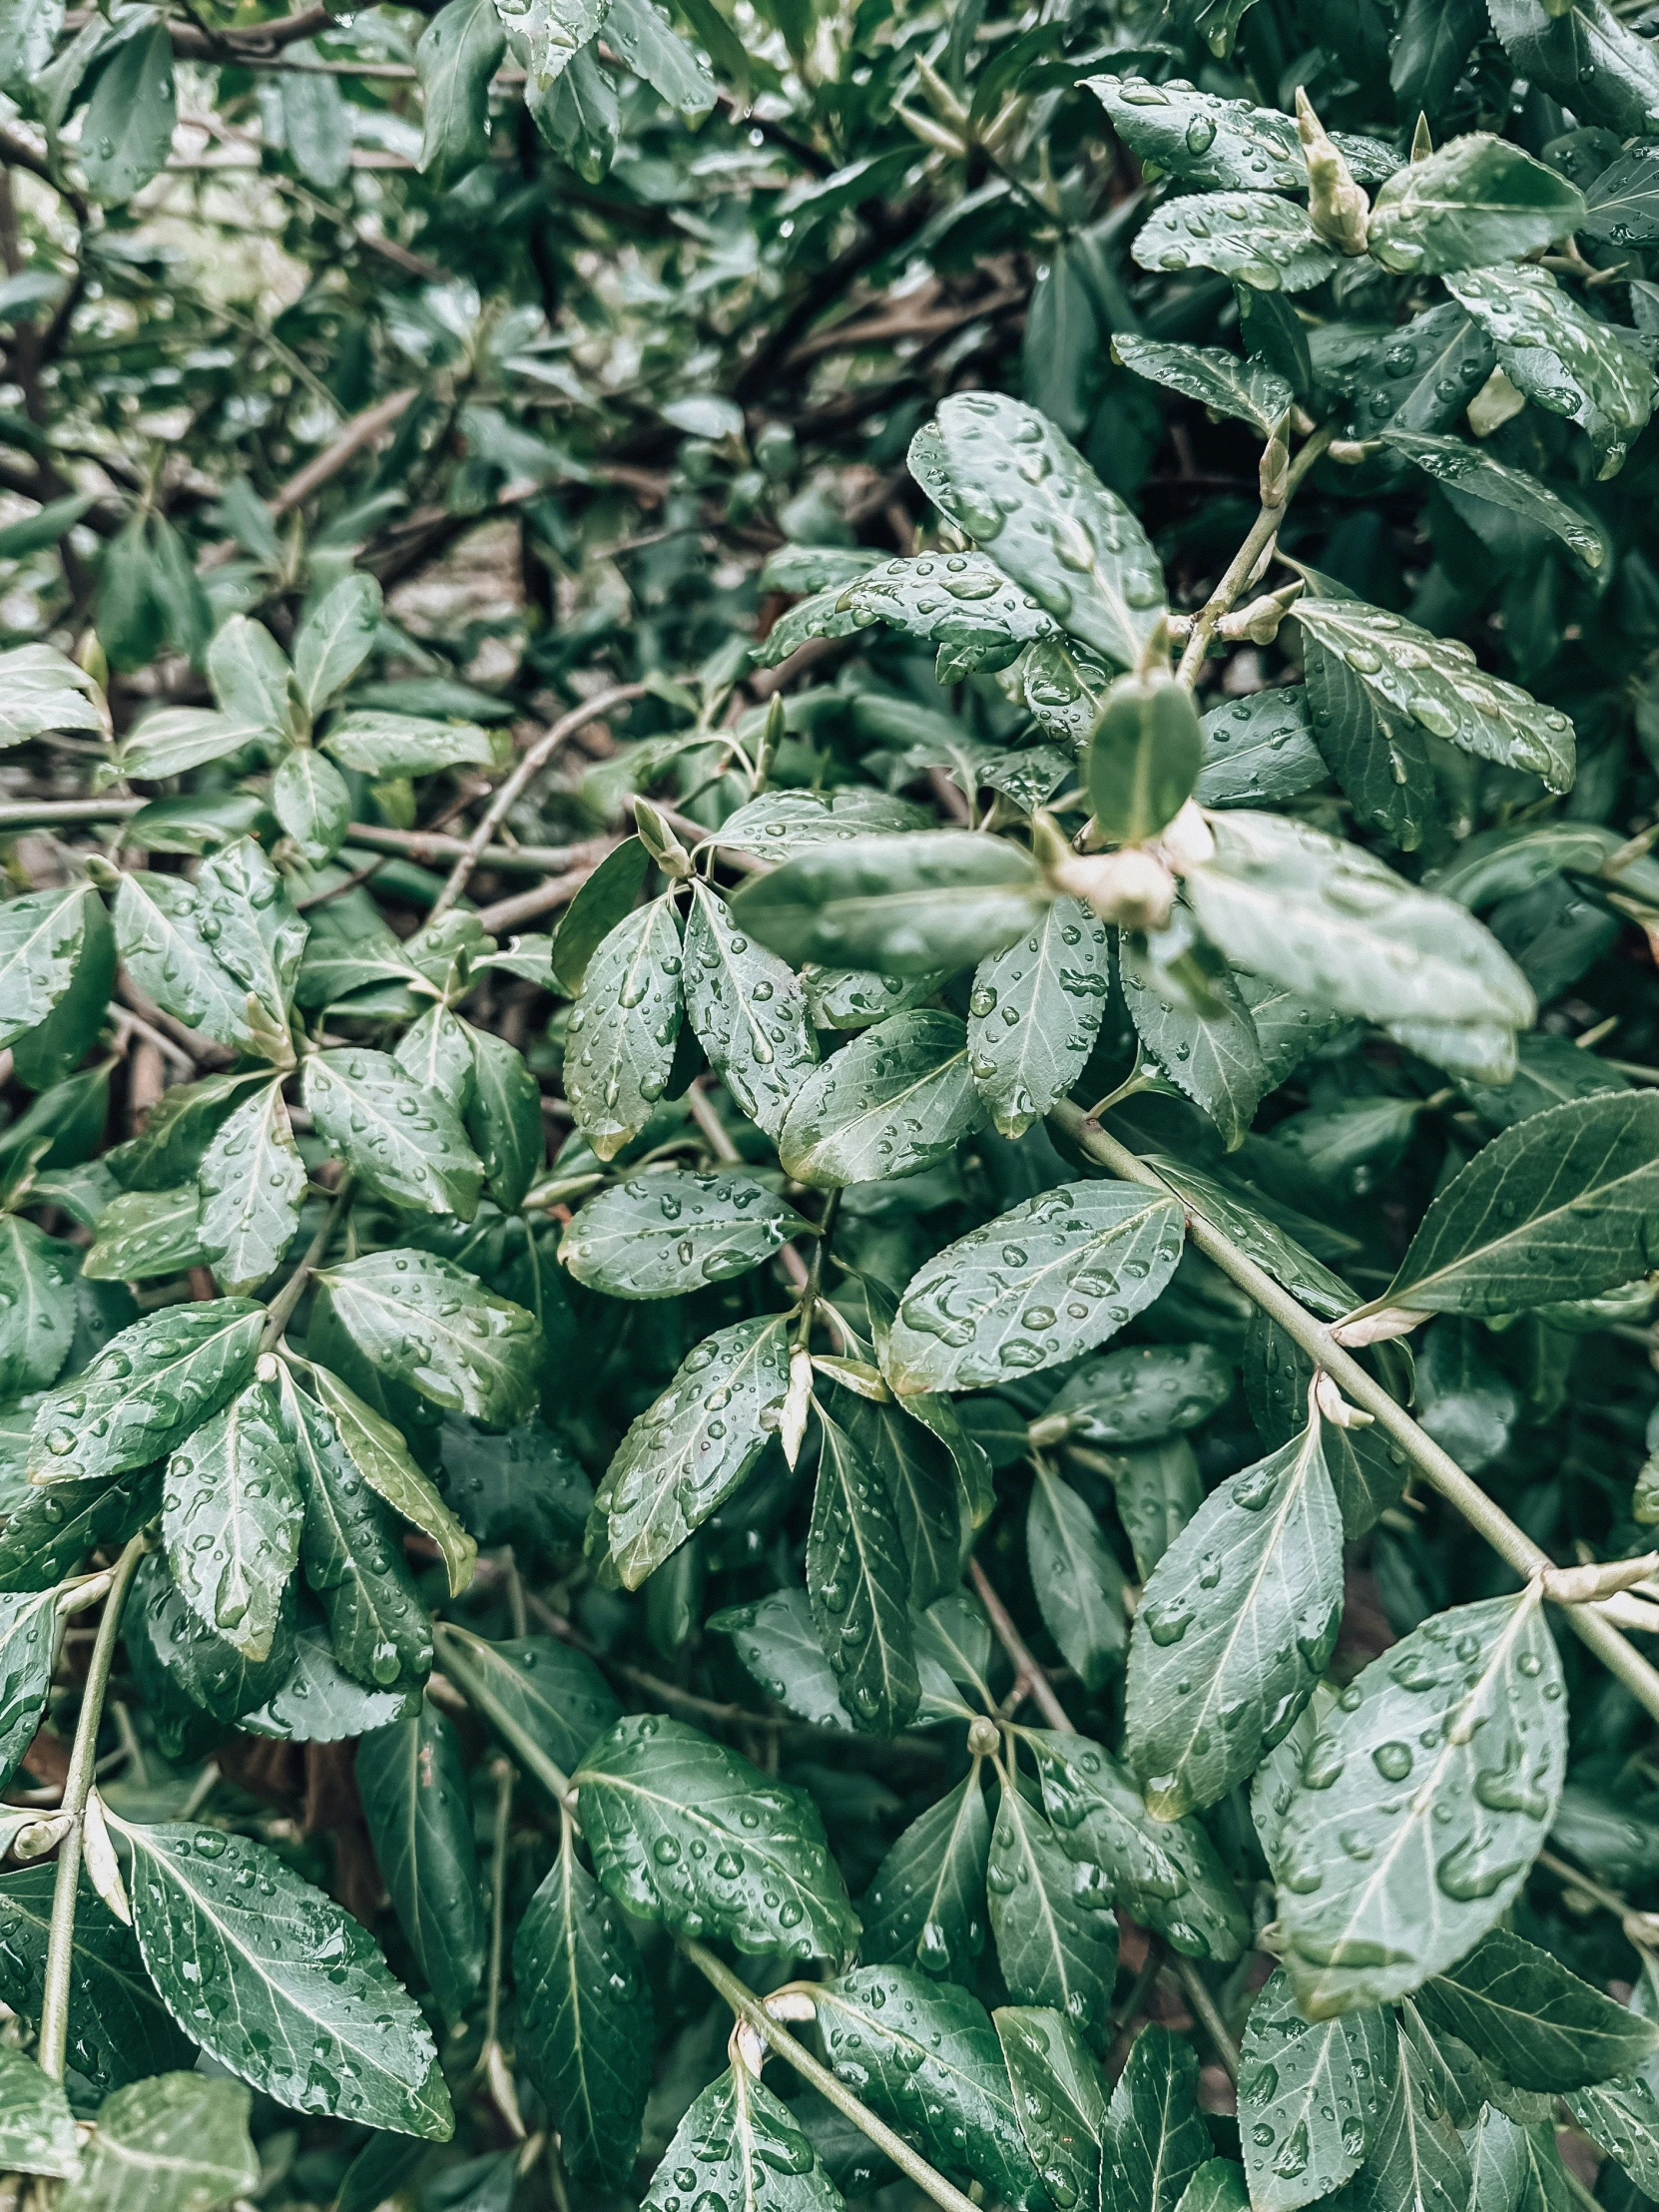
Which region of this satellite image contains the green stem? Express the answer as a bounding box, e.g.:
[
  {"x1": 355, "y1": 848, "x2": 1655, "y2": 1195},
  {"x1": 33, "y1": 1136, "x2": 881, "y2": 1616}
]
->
[
  {"x1": 37, "y1": 1533, "x2": 148, "y2": 2080},
  {"x1": 794, "y1": 1189, "x2": 839, "y2": 1350},
  {"x1": 1175, "y1": 421, "x2": 1337, "y2": 687},
  {"x1": 434, "y1": 1622, "x2": 574, "y2": 1806},
  {"x1": 261, "y1": 1172, "x2": 352, "y2": 1353},
  {"x1": 1047, "y1": 1099, "x2": 1659, "y2": 1728},
  {"x1": 676, "y1": 1936, "x2": 980, "y2": 2212},
  {"x1": 1171, "y1": 1955, "x2": 1242, "y2": 2084},
  {"x1": 483, "y1": 1758, "x2": 515, "y2": 2052}
]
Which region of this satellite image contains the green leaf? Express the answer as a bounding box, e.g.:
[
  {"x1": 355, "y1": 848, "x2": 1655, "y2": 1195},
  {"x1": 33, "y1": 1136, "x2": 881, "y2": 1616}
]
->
[
  {"x1": 395, "y1": 1003, "x2": 474, "y2": 1111},
  {"x1": 293, "y1": 574, "x2": 382, "y2": 713},
  {"x1": 321, "y1": 712, "x2": 497, "y2": 776},
  {"x1": 438, "y1": 1624, "x2": 618, "y2": 1787},
  {"x1": 1244, "y1": 1317, "x2": 1406, "y2": 1536},
  {"x1": 1297, "y1": 598, "x2": 1575, "y2": 835},
  {"x1": 114, "y1": 1818, "x2": 453, "y2": 2139},
  {"x1": 357, "y1": 1705, "x2": 486, "y2": 2021},
  {"x1": 548, "y1": 835, "x2": 650, "y2": 990},
  {"x1": 1185, "y1": 811, "x2": 1535, "y2": 1030},
  {"x1": 314, "y1": 1249, "x2": 540, "y2": 1422},
  {"x1": 416, "y1": 0, "x2": 504, "y2": 174},
  {"x1": 559, "y1": 1168, "x2": 809, "y2": 1299},
  {"x1": 1270, "y1": 1591, "x2": 1567, "y2": 2017},
  {"x1": 461, "y1": 1021, "x2": 543, "y2": 1210},
  {"x1": 1196, "y1": 690, "x2": 1328, "y2": 811},
  {"x1": 61, "y1": 2073, "x2": 259, "y2": 2212},
  {"x1": 1369, "y1": 134, "x2": 1584, "y2": 274},
  {"x1": 919, "y1": 392, "x2": 1165, "y2": 669},
  {"x1": 1443, "y1": 265, "x2": 1656, "y2": 479},
  {"x1": 273, "y1": 748, "x2": 351, "y2": 863},
  {"x1": 114, "y1": 872, "x2": 289, "y2": 1063},
  {"x1": 1415, "y1": 1929, "x2": 1659, "y2": 2090},
  {"x1": 840, "y1": 1389, "x2": 963, "y2": 1609},
  {"x1": 643, "y1": 2065, "x2": 840, "y2": 2212},
  {"x1": 109, "y1": 1069, "x2": 268, "y2": 1191},
  {"x1": 715, "y1": 791, "x2": 929, "y2": 862},
  {"x1": 994, "y1": 2006, "x2": 1106, "y2": 2212},
  {"x1": 712, "y1": 1585, "x2": 853, "y2": 1729},
  {"x1": 1347, "y1": 2030, "x2": 1469, "y2": 2212},
  {"x1": 1113, "y1": 336, "x2": 1293, "y2": 435},
  {"x1": 1120, "y1": 931, "x2": 1266, "y2": 1149},
  {"x1": 515, "y1": 1827, "x2": 653, "y2": 2189},
  {"x1": 197, "y1": 1077, "x2": 304, "y2": 1295},
  {"x1": 967, "y1": 897, "x2": 1111, "y2": 1140},
  {"x1": 303, "y1": 1364, "x2": 474, "y2": 1595},
  {"x1": 0, "y1": 2043, "x2": 80, "y2": 2181},
  {"x1": 1583, "y1": 143, "x2": 1659, "y2": 248},
  {"x1": 163, "y1": 1381, "x2": 303, "y2": 1661},
  {"x1": 1391, "y1": 0, "x2": 1487, "y2": 118},
  {"x1": 207, "y1": 616, "x2": 292, "y2": 734},
  {"x1": 1027, "y1": 1466, "x2": 1128, "y2": 1692},
  {"x1": 736, "y1": 831, "x2": 1046, "y2": 977},
  {"x1": 1105, "y1": 1438, "x2": 1205, "y2": 1580},
  {"x1": 564, "y1": 894, "x2": 684, "y2": 1162},
  {"x1": 1563, "y1": 1965, "x2": 1659, "y2": 2194},
  {"x1": 574, "y1": 1713, "x2": 859, "y2": 1958},
  {"x1": 882, "y1": 1179, "x2": 1186, "y2": 1395},
  {"x1": 808, "y1": 1400, "x2": 919, "y2": 1736},
  {"x1": 0, "y1": 1471, "x2": 155, "y2": 1601},
  {"x1": 1041, "y1": 1342, "x2": 1233, "y2": 1447},
  {"x1": 279, "y1": 1367, "x2": 433, "y2": 1691},
  {"x1": 780, "y1": 1009, "x2": 983, "y2": 1190},
  {"x1": 1237, "y1": 1966, "x2": 1394, "y2": 2212},
  {"x1": 116, "y1": 707, "x2": 268, "y2": 781},
  {"x1": 1085, "y1": 75, "x2": 1303, "y2": 189},
  {"x1": 0, "y1": 1585, "x2": 58, "y2": 1792},
  {"x1": 1124, "y1": 1418, "x2": 1343, "y2": 1818},
  {"x1": 1487, "y1": 0, "x2": 1659, "y2": 137},
  {"x1": 1176, "y1": 2161, "x2": 1250, "y2": 2212},
  {"x1": 595, "y1": 1314, "x2": 793, "y2": 1587},
  {"x1": 0, "y1": 1214, "x2": 78, "y2": 1393},
  {"x1": 1104, "y1": 2022, "x2": 1213, "y2": 2212},
  {"x1": 0, "y1": 884, "x2": 110, "y2": 1050},
  {"x1": 29, "y1": 1297, "x2": 263, "y2": 1484},
  {"x1": 241, "y1": 1621, "x2": 419, "y2": 1742},
  {"x1": 1382, "y1": 430, "x2": 1606, "y2": 570},
  {"x1": 1023, "y1": 1729, "x2": 1251, "y2": 1960},
  {"x1": 0, "y1": 1867, "x2": 197, "y2": 2092},
  {"x1": 817, "y1": 1964, "x2": 1046, "y2": 2209},
  {"x1": 859, "y1": 1767, "x2": 990, "y2": 1975},
  {"x1": 81, "y1": 20, "x2": 176, "y2": 202},
  {"x1": 1133, "y1": 193, "x2": 1338, "y2": 293},
  {"x1": 1384, "y1": 1093, "x2": 1659, "y2": 1316},
  {"x1": 305, "y1": 1049, "x2": 484, "y2": 1220},
  {"x1": 0, "y1": 645, "x2": 104, "y2": 746},
  {"x1": 844, "y1": 551, "x2": 1060, "y2": 676},
  {"x1": 1092, "y1": 663, "x2": 1212, "y2": 844},
  {"x1": 683, "y1": 881, "x2": 819, "y2": 1139},
  {"x1": 198, "y1": 835, "x2": 306, "y2": 1026},
  {"x1": 987, "y1": 1768, "x2": 1118, "y2": 2050}
]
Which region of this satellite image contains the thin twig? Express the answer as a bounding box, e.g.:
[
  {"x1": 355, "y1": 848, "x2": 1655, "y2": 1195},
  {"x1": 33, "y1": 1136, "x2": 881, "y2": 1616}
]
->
[
  {"x1": 260, "y1": 1173, "x2": 352, "y2": 1352},
  {"x1": 428, "y1": 686, "x2": 649, "y2": 921},
  {"x1": 966, "y1": 1556, "x2": 1069, "y2": 1731}
]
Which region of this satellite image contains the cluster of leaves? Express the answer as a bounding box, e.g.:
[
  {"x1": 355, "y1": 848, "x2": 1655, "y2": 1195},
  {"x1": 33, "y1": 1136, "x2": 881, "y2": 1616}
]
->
[{"x1": 15, "y1": 0, "x2": 1659, "y2": 2209}]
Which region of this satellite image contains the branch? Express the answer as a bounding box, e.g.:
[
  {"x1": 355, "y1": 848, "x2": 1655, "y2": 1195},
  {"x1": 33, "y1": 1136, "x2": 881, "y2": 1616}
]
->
[
  {"x1": 677, "y1": 1936, "x2": 981, "y2": 2212},
  {"x1": 428, "y1": 684, "x2": 649, "y2": 921},
  {"x1": 1048, "y1": 1099, "x2": 1659, "y2": 1729},
  {"x1": 260, "y1": 1172, "x2": 352, "y2": 1351},
  {"x1": 37, "y1": 1533, "x2": 148, "y2": 2079},
  {"x1": 1175, "y1": 422, "x2": 1335, "y2": 684}
]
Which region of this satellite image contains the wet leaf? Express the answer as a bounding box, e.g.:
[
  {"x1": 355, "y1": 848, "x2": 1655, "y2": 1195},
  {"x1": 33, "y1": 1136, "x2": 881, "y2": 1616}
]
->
[
  {"x1": 1027, "y1": 1466, "x2": 1128, "y2": 1692},
  {"x1": 1237, "y1": 1966, "x2": 1394, "y2": 2212},
  {"x1": 304, "y1": 1049, "x2": 484, "y2": 1220},
  {"x1": 60, "y1": 2072, "x2": 259, "y2": 2212},
  {"x1": 859, "y1": 1767, "x2": 991, "y2": 1977},
  {"x1": 737, "y1": 831, "x2": 1047, "y2": 976},
  {"x1": 968, "y1": 897, "x2": 1112, "y2": 1141},
  {"x1": 28, "y1": 1298, "x2": 264, "y2": 1485},
  {"x1": 684, "y1": 882, "x2": 819, "y2": 1139},
  {"x1": 987, "y1": 1767, "x2": 1118, "y2": 2050},
  {"x1": 560, "y1": 1168, "x2": 810, "y2": 1299},
  {"x1": 162, "y1": 1381, "x2": 303, "y2": 1661},
  {"x1": 780, "y1": 1009, "x2": 983, "y2": 1190},
  {"x1": 357, "y1": 1704, "x2": 487, "y2": 2021},
  {"x1": 807, "y1": 1399, "x2": 919, "y2": 1735},
  {"x1": 314, "y1": 1249, "x2": 540, "y2": 1423}
]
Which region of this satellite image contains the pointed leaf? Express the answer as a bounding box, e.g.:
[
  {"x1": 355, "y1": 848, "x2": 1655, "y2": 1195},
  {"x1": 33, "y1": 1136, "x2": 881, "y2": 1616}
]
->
[
  {"x1": 808, "y1": 1401, "x2": 918, "y2": 1736},
  {"x1": 995, "y1": 2006, "x2": 1106, "y2": 2212},
  {"x1": 968, "y1": 897, "x2": 1112, "y2": 1140},
  {"x1": 818, "y1": 1964, "x2": 1046, "y2": 2209},
  {"x1": 712, "y1": 1586, "x2": 855, "y2": 1731},
  {"x1": 988, "y1": 1770, "x2": 1118, "y2": 2050},
  {"x1": 1120, "y1": 932, "x2": 1266, "y2": 1149},
  {"x1": 357, "y1": 1704, "x2": 486, "y2": 2022},
  {"x1": 1416, "y1": 1929, "x2": 1659, "y2": 2091},
  {"x1": 28, "y1": 1298, "x2": 264, "y2": 1484},
  {"x1": 781, "y1": 1009, "x2": 982, "y2": 1190},
  {"x1": 560, "y1": 1168, "x2": 810, "y2": 1300},
  {"x1": 643, "y1": 2065, "x2": 841, "y2": 2212},
  {"x1": 162, "y1": 1381, "x2": 303, "y2": 1661},
  {"x1": 564, "y1": 894, "x2": 684, "y2": 1161},
  {"x1": 882, "y1": 1180, "x2": 1186, "y2": 1395},
  {"x1": 573, "y1": 1713, "x2": 860, "y2": 1959},
  {"x1": 463, "y1": 1022, "x2": 543, "y2": 1210},
  {"x1": 0, "y1": 2043, "x2": 79, "y2": 2180},
  {"x1": 309, "y1": 1363, "x2": 474, "y2": 1595},
  {"x1": 116, "y1": 1818, "x2": 452, "y2": 2139},
  {"x1": 860, "y1": 1767, "x2": 991, "y2": 1977},
  {"x1": 595, "y1": 1315, "x2": 793, "y2": 1587},
  {"x1": 0, "y1": 1585, "x2": 58, "y2": 1793},
  {"x1": 293, "y1": 573, "x2": 382, "y2": 712},
  {"x1": 0, "y1": 1214, "x2": 78, "y2": 1394},
  {"x1": 738, "y1": 833, "x2": 1045, "y2": 976},
  {"x1": 1105, "y1": 2023, "x2": 1213, "y2": 2212},
  {"x1": 60, "y1": 2072, "x2": 259, "y2": 2212},
  {"x1": 198, "y1": 835, "x2": 307, "y2": 1027},
  {"x1": 305, "y1": 1049, "x2": 485, "y2": 1220},
  {"x1": 0, "y1": 1867, "x2": 197, "y2": 2091},
  {"x1": 1346, "y1": 2031, "x2": 1469, "y2": 2212},
  {"x1": 314, "y1": 1249, "x2": 540, "y2": 1422},
  {"x1": 1133, "y1": 193, "x2": 1338, "y2": 292},
  {"x1": 1027, "y1": 1466, "x2": 1128, "y2": 1693},
  {"x1": 683, "y1": 881, "x2": 818, "y2": 1138},
  {"x1": 435, "y1": 1624, "x2": 618, "y2": 1782},
  {"x1": 515, "y1": 1828, "x2": 653, "y2": 2189},
  {"x1": 1238, "y1": 1966, "x2": 1395, "y2": 2212},
  {"x1": 198, "y1": 1078, "x2": 304, "y2": 1295},
  {"x1": 1271, "y1": 1592, "x2": 1567, "y2": 2016}
]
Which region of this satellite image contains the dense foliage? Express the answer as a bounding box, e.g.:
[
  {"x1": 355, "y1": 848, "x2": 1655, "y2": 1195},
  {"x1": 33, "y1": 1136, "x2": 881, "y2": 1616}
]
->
[{"x1": 15, "y1": 1, "x2": 1659, "y2": 2210}]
